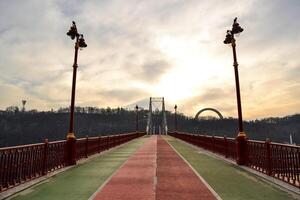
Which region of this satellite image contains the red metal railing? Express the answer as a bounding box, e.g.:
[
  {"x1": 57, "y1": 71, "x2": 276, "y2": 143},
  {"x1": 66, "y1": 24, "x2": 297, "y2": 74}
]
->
[
  {"x1": 168, "y1": 132, "x2": 237, "y2": 159},
  {"x1": 0, "y1": 132, "x2": 144, "y2": 192},
  {"x1": 45, "y1": 140, "x2": 66, "y2": 173},
  {"x1": 169, "y1": 132, "x2": 299, "y2": 188},
  {"x1": 248, "y1": 140, "x2": 300, "y2": 187}
]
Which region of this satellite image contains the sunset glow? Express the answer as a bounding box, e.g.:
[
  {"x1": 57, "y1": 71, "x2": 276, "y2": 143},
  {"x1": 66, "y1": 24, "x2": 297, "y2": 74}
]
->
[{"x1": 1, "y1": 0, "x2": 300, "y2": 119}]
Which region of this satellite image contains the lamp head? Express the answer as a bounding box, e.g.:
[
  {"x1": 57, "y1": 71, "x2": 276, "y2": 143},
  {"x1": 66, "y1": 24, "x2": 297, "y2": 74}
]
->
[
  {"x1": 231, "y1": 17, "x2": 243, "y2": 35},
  {"x1": 78, "y1": 34, "x2": 87, "y2": 48},
  {"x1": 174, "y1": 104, "x2": 177, "y2": 110},
  {"x1": 67, "y1": 21, "x2": 78, "y2": 40},
  {"x1": 135, "y1": 105, "x2": 138, "y2": 110},
  {"x1": 223, "y1": 30, "x2": 233, "y2": 44}
]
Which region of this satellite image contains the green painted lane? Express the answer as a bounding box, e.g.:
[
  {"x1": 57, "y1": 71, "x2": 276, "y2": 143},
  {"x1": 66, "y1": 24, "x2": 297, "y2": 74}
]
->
[
  {"x1": 9, "y1": 138, "x2": 146, "y2": 200},
  {"x1": 166, "y1": 136, "x2": 297, "y2": 200}
]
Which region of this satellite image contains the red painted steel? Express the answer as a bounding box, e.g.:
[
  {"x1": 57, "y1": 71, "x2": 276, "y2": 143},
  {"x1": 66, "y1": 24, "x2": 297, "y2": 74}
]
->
[
  {"x1": 0, "y1": 132, "x2": 145, "y2": 192},
  {"x1": 227, "y1": 137, "x2": 237, "y2": 160},
  {"x1": 236, "y1": 135, "x2": 248, "y2": 165},
  {"x1": 248, "y1": 140, "x2": 300, "y2": 187},
  {"x1": 169, "y1": 132, "x2": 300, "y2": 188},
  {"x1": 46, "y1": 140, "x2": 66, "y2": 172},
  {"x1": 76, "y1": 138, "x2": 86, "y2": 160}
]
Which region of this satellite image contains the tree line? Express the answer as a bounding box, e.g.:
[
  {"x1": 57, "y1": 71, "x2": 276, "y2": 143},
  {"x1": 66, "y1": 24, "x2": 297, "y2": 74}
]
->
[{"x1": 0, "y1": 107, "x2": 299, "y2": 147}]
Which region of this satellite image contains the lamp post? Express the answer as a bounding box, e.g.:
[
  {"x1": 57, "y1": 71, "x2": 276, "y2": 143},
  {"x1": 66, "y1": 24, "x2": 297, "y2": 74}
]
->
[
  {"x1": 224, "y1": 17, "x2": 247, "y2": 165},
  {"x1": 66, "y1": 21, "x2": 87, "y2": 166},
  {"x1": 135, "y1": 105, "x2": 139, "y2": 132},
  {"x1": 174, "y1": 104, "x2": 178, "y2": 132}
]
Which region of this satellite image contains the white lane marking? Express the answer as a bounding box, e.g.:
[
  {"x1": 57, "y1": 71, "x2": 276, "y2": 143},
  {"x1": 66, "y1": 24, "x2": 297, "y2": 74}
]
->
[{"x1": 164, "y1": 136, "x2": 223, "y2": 200}]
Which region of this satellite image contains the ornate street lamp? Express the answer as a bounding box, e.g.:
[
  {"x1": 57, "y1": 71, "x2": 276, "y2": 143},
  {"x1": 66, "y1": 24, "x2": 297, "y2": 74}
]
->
[
  {"x1": 224, "y1": 17, "x2": 247, "y2": 165},
  {"x1": 66, "y1": 21, "x2": 87, "y2": 166},
  {"x1": 174, "y1": 104, "x2": 178, "y2": 131},
  {"x1": 135, "y1": 105, "x2": 139, "y2": 132}
]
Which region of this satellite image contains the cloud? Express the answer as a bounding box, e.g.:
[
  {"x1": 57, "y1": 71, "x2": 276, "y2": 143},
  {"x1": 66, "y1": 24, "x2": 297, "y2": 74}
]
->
[
  {"x1": 179, "y1": 87, "x2": 236, "y2": 117},
  {"x1": 125, "y1": 59, "x2": 172, "y2": 83},
  {"x1": 141, "y1": 59, "x2": 170, "y2": 78},
  {"x1": 0, "y1": 0, "x2": 300, "y2": 119},
  {"x1": 97, "y1": 88, "x2": 149, "y2": 105}
]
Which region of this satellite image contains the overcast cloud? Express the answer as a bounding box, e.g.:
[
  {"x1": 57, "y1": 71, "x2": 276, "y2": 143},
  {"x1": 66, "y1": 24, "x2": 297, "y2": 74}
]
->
[{"x1": 0, "y1": 0, "x2": 299, "y2": 119}]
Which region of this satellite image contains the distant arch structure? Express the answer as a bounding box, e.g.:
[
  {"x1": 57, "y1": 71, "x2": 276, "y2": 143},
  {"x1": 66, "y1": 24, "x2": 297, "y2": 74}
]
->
[{"x1": 195, "y1": 108, "x2": 224, "y2": 119}]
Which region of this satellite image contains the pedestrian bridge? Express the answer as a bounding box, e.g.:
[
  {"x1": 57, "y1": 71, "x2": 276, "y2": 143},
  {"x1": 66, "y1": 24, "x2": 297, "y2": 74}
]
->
[{"x1": 0, "y1": 132, "x2": 299, "y2": 200}]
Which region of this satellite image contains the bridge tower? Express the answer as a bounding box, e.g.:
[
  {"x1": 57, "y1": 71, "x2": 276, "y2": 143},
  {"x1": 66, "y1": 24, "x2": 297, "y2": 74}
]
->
[{"x1": 146, "y1": 97, "x2": 168, "y2": 135}]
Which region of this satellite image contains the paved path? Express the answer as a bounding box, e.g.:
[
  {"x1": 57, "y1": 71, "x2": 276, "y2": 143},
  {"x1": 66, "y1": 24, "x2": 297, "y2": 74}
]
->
[
  {"x1": 9, "y1": 138, "x2": 146, "y2": 200},
  {"x1": 156, "y1": 136, "x2": 217, "y2": 200},
  {"x1": 92, "y1": 136, "x2": 157, "y2": 200},
  {"x1": 93, "y1": 136, "x2": 218, "y2": 200},
  {"x1": 8, "y1": 136, "x2": 296, "y2": 200},
  {"x1": 166, "y1": 137, "x2": 297, "y2": 200}
]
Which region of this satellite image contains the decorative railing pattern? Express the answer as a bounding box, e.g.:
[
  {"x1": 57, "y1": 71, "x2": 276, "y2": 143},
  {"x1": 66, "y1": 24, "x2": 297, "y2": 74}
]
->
[
  {"x1": 248, "y1": 140, "x2": 300, "y2": 187},
  {"x1": 168, "y1": 132, "x2": 237, "y2": 159},
  {"x1": 169, "y1": 132, "x2": 300, "y2": 188},
  {"x1": 0, "y1": 132, "x2": 144, "y2": 192},
  {"x1": 46, "y1": 140, "x2": 66, "y2": 173}
]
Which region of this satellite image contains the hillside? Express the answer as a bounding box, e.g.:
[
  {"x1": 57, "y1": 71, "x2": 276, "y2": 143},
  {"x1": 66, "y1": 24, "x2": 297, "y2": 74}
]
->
[{"x1": 0, "y1": 108, "x2": 299, "y2": 147}]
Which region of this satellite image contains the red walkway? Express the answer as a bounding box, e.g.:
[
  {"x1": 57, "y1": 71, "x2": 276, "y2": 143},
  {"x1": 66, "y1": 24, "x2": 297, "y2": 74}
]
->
[
  {"x1": 92, "y1": 136, "x2": 157, "y2": 200},
  {"x1": 156, "y1": 136, "x2": 217, "y2": 200},
  {"x1": 92, "y1": 136, "x2": 218, "y2": 200}
]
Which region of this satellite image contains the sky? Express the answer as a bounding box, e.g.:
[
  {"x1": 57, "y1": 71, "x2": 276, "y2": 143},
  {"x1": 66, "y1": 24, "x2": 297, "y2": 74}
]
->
[{"x1": 0, "y1": 0, "x2": 300, "y2": 119}]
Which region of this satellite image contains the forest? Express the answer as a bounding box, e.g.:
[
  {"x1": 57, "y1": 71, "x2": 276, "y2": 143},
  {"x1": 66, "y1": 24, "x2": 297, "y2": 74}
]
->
[{"x1": 0, "y1": 106, "x2": 299, "y2": 147}]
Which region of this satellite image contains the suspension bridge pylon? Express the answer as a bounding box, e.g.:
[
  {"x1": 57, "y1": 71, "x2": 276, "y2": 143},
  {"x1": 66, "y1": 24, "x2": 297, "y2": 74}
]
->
[{"x1": 146, "y1": 97, "x2": 168, "y2": 135}]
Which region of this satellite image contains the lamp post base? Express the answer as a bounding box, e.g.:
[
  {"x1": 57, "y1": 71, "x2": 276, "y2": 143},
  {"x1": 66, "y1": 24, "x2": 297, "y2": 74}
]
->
[
  {"x1": 66, "y1": 133, "x2": 77, "y2": 166},
  {"x1": 236, "y1": 132, "x2": 248, "y2": 165}
]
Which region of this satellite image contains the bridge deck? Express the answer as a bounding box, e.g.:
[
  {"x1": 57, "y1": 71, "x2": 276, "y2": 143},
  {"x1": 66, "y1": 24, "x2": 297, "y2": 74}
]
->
[
  {"x1": 166, "y1": 137, "x2": 298, "y2": 200},
  {"x1": 156, "y1": 136, "x2": 218, "y2": 200},
  {"x1": 7, "y1": 136, "x2": 297, "y2": 200},
  {"x1": 92, "y1": 136, "x2": 217, "y2": 200},
  {"x1": 92, "y1": 135, "x2": 157, "y2": 200},
  {"x1": 8, "y1": 138, "x2": 146, "y2": 200}
]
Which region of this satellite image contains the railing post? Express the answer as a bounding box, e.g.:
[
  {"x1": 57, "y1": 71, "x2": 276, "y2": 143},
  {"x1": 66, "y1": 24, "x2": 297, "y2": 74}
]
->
[
  {"x1": 265, "y1": 138, "x2": 272, "y2": 176},
  {"x1": 98, "y1": 136, "x2": 101, "y2": 153},
  {"x1": 236, "y1": 135, "x2": 248, "y2": 165},
  {"x1": 65, "y1": 136, "x2": 76, "y2": 166},
  {"x1": 112, "y1": 136, "x2": 115, "y2": 147},
  {"x1": 106, "y1": 136, "x2": 109, "y2": 150},
  {"x1": 85, "y1": 135, "x2": 88, "y2": 158},
  {"x1": 203, "y1": 134, "x2": 206, "y2": 149},
  {"x1": 42, "y1": 139, "x2": 49, "y2": 175},
  {"x1": 212, "y1": 136, "x2": 215, "y2": 153},
  {"x1": 224, "y1": 136, "x2": 228, "y2": 158},
  {"x1": 196, "y1": 133, "x2": 201, "y2": 147}
]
